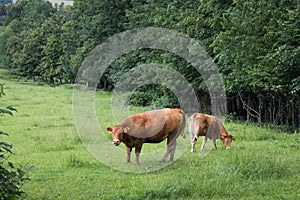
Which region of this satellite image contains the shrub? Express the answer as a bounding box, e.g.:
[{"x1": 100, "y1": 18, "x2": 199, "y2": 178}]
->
[
  {"x1": 129, "y1": 85, "x2": 180, "y2": 109},
  {"x1": 0, "y1": 86, "x2": 31, "y2": 199},
  {"x1": 0, "y1": 131, "x2": 31, "y2": 199}
]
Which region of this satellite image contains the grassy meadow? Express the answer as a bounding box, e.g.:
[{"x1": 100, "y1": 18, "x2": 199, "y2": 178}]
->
[{"x1": 0, "y1": 70, "x2": 299, "y2": 199}]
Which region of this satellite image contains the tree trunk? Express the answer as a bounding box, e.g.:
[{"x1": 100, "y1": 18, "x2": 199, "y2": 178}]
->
[
  {"x1": 50, "y1": 76, "x2": 54, "y2": 85},
  {"x1": 258, "y1": 97, "x2": 262, "y2": 123}
]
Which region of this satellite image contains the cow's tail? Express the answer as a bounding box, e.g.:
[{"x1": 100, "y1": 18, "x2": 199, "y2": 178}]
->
[{"x1": 179, "y1": 109, "x2": 186, "y2": 138}]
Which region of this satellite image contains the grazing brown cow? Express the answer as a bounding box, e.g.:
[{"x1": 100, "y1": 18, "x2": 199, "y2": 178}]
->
[
  {"x1": 106, "y1": 108, "x2": 186, "y2": 164},
  {"x1": 188, "y1": 113, "x2": 235, "y2": 152}
]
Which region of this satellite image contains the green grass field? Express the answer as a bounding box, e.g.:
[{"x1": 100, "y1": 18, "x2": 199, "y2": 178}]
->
[{"x1": 1, "y1": 70, "x2": 299, "y2": 199}]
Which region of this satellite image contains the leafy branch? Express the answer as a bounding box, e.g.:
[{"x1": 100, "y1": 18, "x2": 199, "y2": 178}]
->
[{"x1": 0, "y1": 86, "x2": 31, "y2": 199}]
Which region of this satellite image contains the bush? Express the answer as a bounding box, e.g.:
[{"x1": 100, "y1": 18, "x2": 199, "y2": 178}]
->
[
  {"x1": 0, "y1": 88, "x2": 31, "y2": 199},
  {"x1": 152, "y1": 95, "x2": 179, "y2": 109},
  {"x1": 130, "y1": 91, "x2": 156, "y2": 107},
  {"x1": 129, "y1": 85, "x2": 180, "y2": 108},
  {"x1": 0, "y1": 131, "x2": 31, "y2": 199}
]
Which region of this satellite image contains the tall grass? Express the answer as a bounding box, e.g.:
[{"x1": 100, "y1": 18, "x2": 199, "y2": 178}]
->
[{"x1": 0, "y1": 71, "x2": 299, "y2": 199}]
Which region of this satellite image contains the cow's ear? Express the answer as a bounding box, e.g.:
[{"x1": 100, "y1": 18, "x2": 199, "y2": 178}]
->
[
  {"x1": 106, "y1": 127, "x2": 113, "y2": 132},
  {"x1": 123, "y1": 127, "x2": 130, "y2": 133},
  {"x1": 231, "y1": 135, "x2": 235, "y2": 140}
]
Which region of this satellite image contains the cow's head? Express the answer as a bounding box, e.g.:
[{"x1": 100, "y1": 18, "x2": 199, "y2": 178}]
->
[
  {"x1": 220, "y1": 134, "x2": 235, "y2": 149},
  {"x1": 106, "y1": 126, "x2": 129, "y2": 146}
]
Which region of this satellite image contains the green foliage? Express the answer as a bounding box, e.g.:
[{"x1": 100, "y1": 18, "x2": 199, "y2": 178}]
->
[
  {"x1": 0, "y1": 107, "x2": 13, "y2": 116},
  {"x1": 0, "y1": 99, "x2": 30, "y2": 199},
  {"x1": 0, "y1": 132, "x2": 31, "y2": 200},
  {"x1": 212, "y1": 0, "x2": 299, "y2": 95},
  {"x1": 129, "y1": 85, "x2": 180, "y2": 108},
  {"x1": 0, "y1": 0, "x2": 299, "y2": 126},
  {"x1": 1, "y1": 0, "x2": 55, "y2": 73},
  {"x1": 1, "y1": 0, "x2": 128, "y2": 84},
  {"x1": 130, "y1": 89, "x2": 157, "y2": 107}
]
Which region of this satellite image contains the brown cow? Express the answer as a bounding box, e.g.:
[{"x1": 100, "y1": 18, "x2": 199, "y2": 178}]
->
[
  {"x1": 106, "y1": 108, "x2": 186, "y2": 164},
  {"x1": 188, "y1": 113, "x2": 235, "y2": 152}
]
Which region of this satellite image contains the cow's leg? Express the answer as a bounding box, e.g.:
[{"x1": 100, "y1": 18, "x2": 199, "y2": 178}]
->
[
  {"x1": 161, "y1": 137, "x2": 176, "y2": 162},
  {"x1": 134, "y1": 152, "x2": 140, "y2": 165},
  {"x1": 200, "y1": 136, "x2": 208, "y2": 151},
  {"x1": 191, "y1": 137, "x2": 197, "y2": 153},
  {"x1": 169, "y1": 140, "x2": 177, "y2": 162},
  {"x1": 212, "y1": 138, "x2": 217, "y2": 150},
  {"x1": 160, "y1": 146, "x2": 170, "y2": 163},
  {"x1": 134, "y1": 143, "x2": 143, "y2": 165},
  {"x1": 126, "y1": 146, "x2": 132, "y2": 163}
]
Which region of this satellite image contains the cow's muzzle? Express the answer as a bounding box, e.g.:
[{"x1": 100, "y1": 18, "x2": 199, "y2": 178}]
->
[{"x1": 113, "y1": 139, "x2": 120, "y2": 146}]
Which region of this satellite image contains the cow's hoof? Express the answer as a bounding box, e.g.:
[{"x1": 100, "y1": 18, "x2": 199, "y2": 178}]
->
[
  {"x1": 159, "y1": 160, "x2": 166, "y2": 163},
  {"x1": 134, "y1": 162, "x2": 139, "y2": 165}
]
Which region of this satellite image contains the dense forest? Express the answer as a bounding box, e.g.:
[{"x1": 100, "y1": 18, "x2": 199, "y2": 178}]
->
[{"x1": 0, "y1": 0, "x2": 299, "y2": 128}]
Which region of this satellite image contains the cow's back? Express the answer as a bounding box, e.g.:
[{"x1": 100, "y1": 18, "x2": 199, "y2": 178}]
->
[
  {"x1": 146, "y1": 108, "x2": 185, "y2": 142},
  {"x1": 122, "y1": 108, "x2": 184, "y2": 141},
  {"x1": 189, "y1": 113, "x2": 225, "y2": 139},
  {"x1": 164, "y1": 108, "x2": 185, "y2": 134}
]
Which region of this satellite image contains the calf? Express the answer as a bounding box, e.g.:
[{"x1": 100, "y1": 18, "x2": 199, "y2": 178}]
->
[
  {"x1": 188, "y1": 113, "x2": 235, "y2": 152},
  {"x1": 106, "y1": 108, "x2": 186, "y2": 164}
]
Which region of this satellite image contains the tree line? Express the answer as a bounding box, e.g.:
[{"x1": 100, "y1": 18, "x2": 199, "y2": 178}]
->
[{"x1": 0, "y1": 0, "x2": 299, "y2": 129}]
